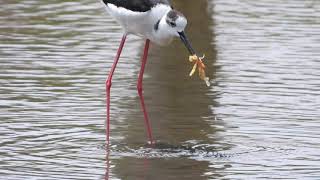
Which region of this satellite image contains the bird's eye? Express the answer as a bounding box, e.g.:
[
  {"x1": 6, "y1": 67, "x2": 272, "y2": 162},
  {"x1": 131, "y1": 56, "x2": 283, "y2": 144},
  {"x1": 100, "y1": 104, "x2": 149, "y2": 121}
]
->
[{"x1": 169, "y1": 22, "x2": 176, "y2": 27}]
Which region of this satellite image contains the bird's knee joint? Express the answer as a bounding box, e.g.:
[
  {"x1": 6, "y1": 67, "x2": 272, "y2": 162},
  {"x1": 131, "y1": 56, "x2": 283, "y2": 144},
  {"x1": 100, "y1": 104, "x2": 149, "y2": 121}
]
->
[
  {"x1": 137, "y1": 85, "x2": 143, "y2": 93},
  {"x1": 106, "y1": 81, "x2": 112, "y2": 89}
]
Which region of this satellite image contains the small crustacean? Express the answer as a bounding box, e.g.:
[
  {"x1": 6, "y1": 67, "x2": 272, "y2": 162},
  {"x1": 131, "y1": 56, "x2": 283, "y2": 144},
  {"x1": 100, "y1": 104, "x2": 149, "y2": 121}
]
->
[{"x1": 189, "y1": 54, "x2": 210, "y2": 86}]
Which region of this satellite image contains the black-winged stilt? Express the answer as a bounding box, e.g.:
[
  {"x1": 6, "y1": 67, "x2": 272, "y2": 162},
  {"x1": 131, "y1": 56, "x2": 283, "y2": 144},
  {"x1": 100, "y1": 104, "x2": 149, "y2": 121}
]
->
[{"x1": 103, "y1": 0, "x2": 198, "y2": 144}]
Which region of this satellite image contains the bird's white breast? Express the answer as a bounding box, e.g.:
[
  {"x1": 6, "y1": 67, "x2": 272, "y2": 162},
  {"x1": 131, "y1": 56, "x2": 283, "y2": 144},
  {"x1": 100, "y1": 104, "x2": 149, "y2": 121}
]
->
[{"x1": 105, "y1": 3, "x2": 172, "y2": 44}]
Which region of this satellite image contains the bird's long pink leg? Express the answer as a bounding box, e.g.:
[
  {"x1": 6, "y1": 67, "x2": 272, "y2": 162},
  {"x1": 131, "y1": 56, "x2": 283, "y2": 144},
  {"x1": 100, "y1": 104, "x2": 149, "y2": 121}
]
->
[
  {"x1": 106, "y1": 34, "x2": 127, "y2": 144},
  {"x1": 137, "y1": 39, "x2": 154, "y2": 144}
]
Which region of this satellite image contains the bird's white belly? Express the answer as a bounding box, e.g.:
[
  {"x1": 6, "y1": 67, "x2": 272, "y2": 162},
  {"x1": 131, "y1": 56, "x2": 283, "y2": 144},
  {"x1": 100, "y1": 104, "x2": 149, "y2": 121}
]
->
[
  {"x1": 105, "y1": 4, "x2": 152, "y2": 34},
  {"x1": 105, "y1": 4, "x2": 172, "y2": 45}
]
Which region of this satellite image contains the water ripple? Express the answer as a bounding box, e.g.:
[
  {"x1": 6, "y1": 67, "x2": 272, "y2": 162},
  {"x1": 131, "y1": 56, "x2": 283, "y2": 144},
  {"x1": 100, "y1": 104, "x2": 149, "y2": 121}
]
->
[{"x1": 1, "y1": 0, "x2": 320, "y2": 179}]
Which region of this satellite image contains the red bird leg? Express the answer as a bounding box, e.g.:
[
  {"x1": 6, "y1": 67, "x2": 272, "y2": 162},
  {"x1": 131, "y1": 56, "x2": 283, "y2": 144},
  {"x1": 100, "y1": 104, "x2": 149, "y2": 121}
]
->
[
  {"x1": 106, "y1": 34, "x2": 127, "y2": 144},
  {"x1": 137, "y1": 39, "x2": 154, "y2": 144}
]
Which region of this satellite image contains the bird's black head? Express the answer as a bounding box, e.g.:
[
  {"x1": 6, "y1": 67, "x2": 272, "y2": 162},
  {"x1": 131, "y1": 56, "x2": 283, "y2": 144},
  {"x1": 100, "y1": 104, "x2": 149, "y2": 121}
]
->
[
  {"x1": 166, "y1": 10, "x2": 181, "y2": 27},
  {"x1": 164, "y1": 10, "x2": 196, "y2": 55}
]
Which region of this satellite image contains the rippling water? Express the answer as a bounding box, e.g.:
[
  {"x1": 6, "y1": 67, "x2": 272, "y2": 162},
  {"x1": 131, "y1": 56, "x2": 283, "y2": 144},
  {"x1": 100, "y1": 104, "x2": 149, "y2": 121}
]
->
[{"x1": 1, "y1": 0, "x2": 319, "y2": 179}]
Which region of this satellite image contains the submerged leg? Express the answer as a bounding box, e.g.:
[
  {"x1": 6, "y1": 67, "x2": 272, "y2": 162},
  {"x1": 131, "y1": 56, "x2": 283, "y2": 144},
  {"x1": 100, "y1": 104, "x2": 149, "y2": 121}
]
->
[
  {"x1": 106, "y1": 34, "x2": 127, "y2": 144},
  {"x1": 137, "y1": 39, "x2": 154, "y2": 144}
]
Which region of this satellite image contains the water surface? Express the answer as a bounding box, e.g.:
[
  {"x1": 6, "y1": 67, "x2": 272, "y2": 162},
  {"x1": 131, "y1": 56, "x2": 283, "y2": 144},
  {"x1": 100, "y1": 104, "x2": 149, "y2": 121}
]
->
[{"x1": 0, "y1": 0, "x2": 319, "y2": 179}]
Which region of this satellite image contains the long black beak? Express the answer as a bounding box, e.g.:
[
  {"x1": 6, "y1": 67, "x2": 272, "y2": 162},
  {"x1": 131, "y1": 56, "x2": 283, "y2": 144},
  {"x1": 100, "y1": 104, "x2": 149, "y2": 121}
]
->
[{"x1": 178, "y1": 31, "x2": 196, "y2": 55}]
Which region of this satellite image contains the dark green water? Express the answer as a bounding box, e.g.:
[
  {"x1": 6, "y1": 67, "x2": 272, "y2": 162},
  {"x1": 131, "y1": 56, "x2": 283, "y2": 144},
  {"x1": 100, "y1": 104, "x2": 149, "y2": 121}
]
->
[{"x1": 1, "y1": 0, "x2": 319, "y2": 179}]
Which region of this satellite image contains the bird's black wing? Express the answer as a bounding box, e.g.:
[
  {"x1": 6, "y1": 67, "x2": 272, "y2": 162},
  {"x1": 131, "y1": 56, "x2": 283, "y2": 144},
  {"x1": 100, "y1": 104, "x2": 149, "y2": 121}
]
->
[{"x1": 103, "y1": 0, "x2": 170, "y2": 12}]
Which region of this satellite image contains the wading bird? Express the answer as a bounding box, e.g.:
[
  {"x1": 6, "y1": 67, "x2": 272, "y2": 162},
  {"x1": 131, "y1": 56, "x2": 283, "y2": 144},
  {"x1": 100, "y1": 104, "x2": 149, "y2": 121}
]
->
[{"x1": 103, "y1": 0, "x2": 198, "y2": 144}]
